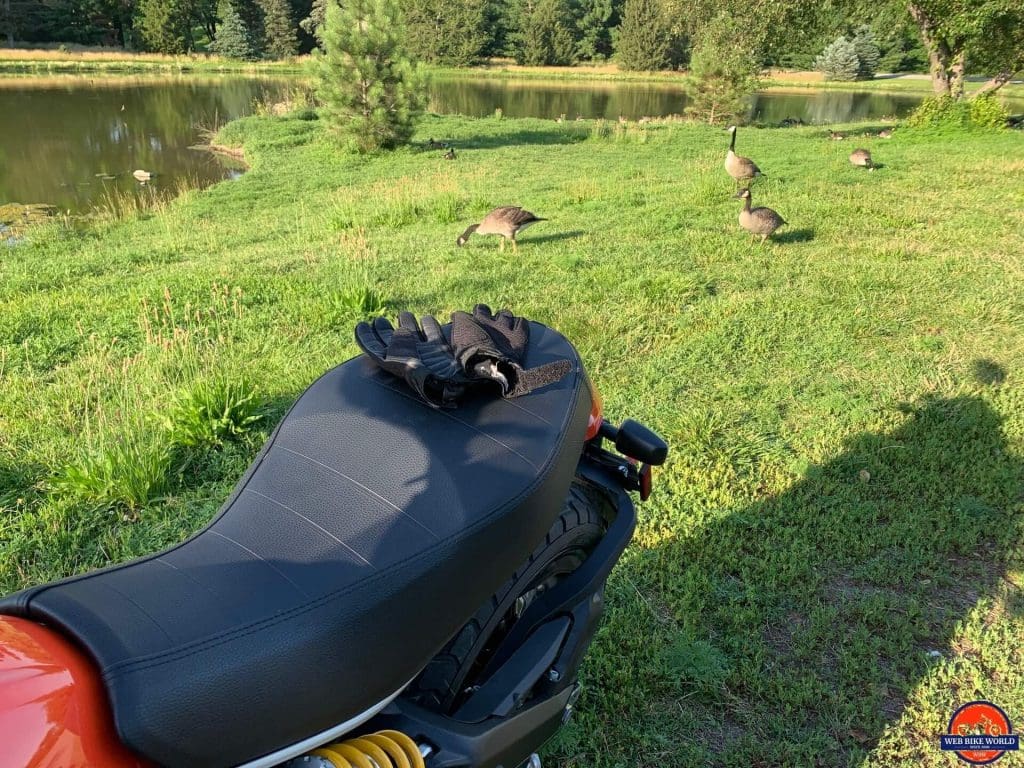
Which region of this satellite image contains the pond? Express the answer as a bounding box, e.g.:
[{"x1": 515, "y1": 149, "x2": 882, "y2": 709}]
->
[{"x1": 2, "y1": 74, "x2": 1020, "y2": 215}]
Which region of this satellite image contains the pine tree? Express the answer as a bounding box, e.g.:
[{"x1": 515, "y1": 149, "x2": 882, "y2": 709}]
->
[
  {"x1": 512, "y1": 0, "x2": 577, "y2": 66},
  {"x1": 315, "y1": 0, "x2": 424, "y2": 152},
  {"x1": 684, "y1": 14, "x2": 760, "y2": 124},
  {"x1": 259, "y1": 0, "x2": 298, "y2": 58},
  {"x1": 575, "y1": 0, "x2": 615, "y2": 60},
  {"x1": 137, "y1": 0, "x2": 195, "y2": 53},
  {"x1": 211, "y1": 0, "x2": 259, "y2": 58},
  {"x1": 852, "y1": 25, "x2": 880, "y2": 79},
  {"x1": 615, "y1": 0, "x2": 670, "y2": 71},
  {"x1": 814, "y1": 36, "x2": 860, "y2": 81},
  {"x1": 404, "y1": 0, "x2": 491, "y2": 66}
]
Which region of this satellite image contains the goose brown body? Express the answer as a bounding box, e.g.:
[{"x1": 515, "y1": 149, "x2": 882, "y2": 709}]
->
[
  {"x1": 456, "y1": 206, "x2": 546, "y2": 250},
  {"x1": 724, "y1": 126, "x2": 762, "y2": 184},
  {"x1": 735, "y1": 188, "x2": 785, "y2": 244},
  {"x1": 849, "y1": 148, "x2": 874, "y2": 168}
]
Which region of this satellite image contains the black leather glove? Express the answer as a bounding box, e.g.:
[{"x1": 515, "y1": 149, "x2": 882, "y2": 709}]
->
[
  {"x1": 451, "y1": 305, "x2": 572, "y2": 398},
  {"x1": 355, "y1": 312, "x2": 467, "y2": 408}
]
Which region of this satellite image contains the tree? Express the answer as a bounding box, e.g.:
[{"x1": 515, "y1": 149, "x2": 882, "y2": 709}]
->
[
  {"x1": 684, "y1": 13, "x2": 760, "y2": 124},
  {"x1": 615, "y1": 0, "x2": 671, "y2": 70},
  {"x1": 907, "y1": 0, "x2": 1024, "y2": 98},
  {"x1": 315, "y1": 0, "x2": 424, "y2": 152},
  {"x1": 299, "y1": 0, "x2": 327, "y2": 44},
  {"x1": 814, "y1": 36, "x2": 860, "y2": 81},
  {"x1": 575, "y1": 0, "x2": 617, "y2": 60},
  {"x1": 851, "y1": 24, "x2": 879, "y2": 78},
  {"x1": 511, "y1": 0, "x2": 578, "y2": 66},
  {"x1": 137, "y1": 0, "x2": 195, "y2": 52},
  {"x1": 404, "y1": 0, "x2": 491, "y2": 66},
  {"x1": 211, "y1": 0, "x2": 258, "y2": 58},
  {"x1": 259, "y1": 0, "x2": 298, "y2": 57}
]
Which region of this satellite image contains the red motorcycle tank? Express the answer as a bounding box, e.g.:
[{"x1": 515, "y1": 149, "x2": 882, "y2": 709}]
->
[{"x1": 0, "y1": 615, "x2": 151, "y2": 768}]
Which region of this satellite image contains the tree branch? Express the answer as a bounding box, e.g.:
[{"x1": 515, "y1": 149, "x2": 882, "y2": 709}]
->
[{"x1": 974, "y1": 70, "x2": 1017, "y2": 97}]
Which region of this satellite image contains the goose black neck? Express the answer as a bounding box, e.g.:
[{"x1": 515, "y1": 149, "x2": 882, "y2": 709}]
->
[{"x1": 729, "y1": 129, "x2": 737, "y2": 152}]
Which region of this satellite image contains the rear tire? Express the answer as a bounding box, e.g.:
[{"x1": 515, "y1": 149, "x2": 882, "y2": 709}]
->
[{"x1": 406, "y1": 480, "x2": 610, "y2": 714}]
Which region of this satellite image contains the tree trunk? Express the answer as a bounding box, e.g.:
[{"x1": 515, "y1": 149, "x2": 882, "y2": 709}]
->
[
  {"x1": 974, "y1": 71, "x2": 1014, "y2": 97},
  {"x1": 949, "y1": 49, "x2": 966, "y2": 100},
  {"x1": 908, "y1": 1, "x2": 951, "y2": 96}
]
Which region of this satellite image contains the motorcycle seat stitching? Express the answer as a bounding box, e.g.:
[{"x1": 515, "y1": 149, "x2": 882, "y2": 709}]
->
[
  {"x1": 243, "y1": 488, "x2": 374, "y2": 567},
  {"x1": 276, "y1": 445, "x2": 439, "y2": 539}
]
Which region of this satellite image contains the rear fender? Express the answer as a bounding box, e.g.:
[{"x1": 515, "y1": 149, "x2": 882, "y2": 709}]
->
[{"x1": 0, "y1": 616, "x2": 151, "y2": 768}]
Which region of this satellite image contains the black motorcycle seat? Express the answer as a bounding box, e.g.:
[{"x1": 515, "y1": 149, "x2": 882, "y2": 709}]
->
[{"x1": 0, "y1": 321, "x2": 591, "y2": 768}]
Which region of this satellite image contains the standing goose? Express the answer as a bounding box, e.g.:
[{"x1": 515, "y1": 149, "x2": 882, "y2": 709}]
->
[
  {"x1": 456, "y1": 207, "x2": 546, "y2": 251},
  {"x1": 724, "y1": 125, "x2": 763, "y2": 187},
  {"x1": 849, "y1": 148, "x2": 874, "y2": 169},
  {"x1": 734, "y1": 188, "x2": 786, "y2": 244},
  {"x1": 443, "y1": 147, "x2": 457, "y2": 160}
]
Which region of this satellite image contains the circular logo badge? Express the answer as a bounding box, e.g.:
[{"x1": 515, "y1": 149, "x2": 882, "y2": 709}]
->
[{"x1": 940, "y1": 701, "x2": 1019, "y2": 765}]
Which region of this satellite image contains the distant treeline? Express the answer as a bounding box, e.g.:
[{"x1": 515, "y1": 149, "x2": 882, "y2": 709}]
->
[{"x1": 3, "y1": 0, "x2": 928, "y2": 72}]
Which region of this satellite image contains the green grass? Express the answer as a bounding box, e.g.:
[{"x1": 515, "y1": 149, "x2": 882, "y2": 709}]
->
[{"x1": 1, "y1": 112, "x2": 1022, "y2": 767}]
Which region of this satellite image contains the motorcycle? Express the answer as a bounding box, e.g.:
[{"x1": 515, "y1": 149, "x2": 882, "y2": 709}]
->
[{"x1": 0, "y1": 318, "x2": 667, "y2": 768}]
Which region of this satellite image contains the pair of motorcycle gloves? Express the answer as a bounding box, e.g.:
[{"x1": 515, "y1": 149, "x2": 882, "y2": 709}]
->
[{"x1": 355, "y1": 305, "x2": 571, "y2": 408}]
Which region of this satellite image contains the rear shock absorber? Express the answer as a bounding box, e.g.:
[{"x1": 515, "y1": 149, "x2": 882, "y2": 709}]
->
[{"x1": 290, "y1": 729, "x2": 427, "y2": 768}]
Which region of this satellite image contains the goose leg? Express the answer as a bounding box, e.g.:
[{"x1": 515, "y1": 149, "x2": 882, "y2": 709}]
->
[
  {"x1": 511, "y1": 238, "x2": 518, "y2": 253},
  {"x1": 499, "y1": 237, "x2": 506, "y2": 252},
  {"x1": 760, "y1": 234, "x2": 768, "y2": 245}
]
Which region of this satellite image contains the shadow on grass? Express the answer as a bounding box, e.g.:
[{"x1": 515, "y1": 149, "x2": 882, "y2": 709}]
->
[
  {"x1": 775, "y1": 227, "x2": 816, "y2": 244},
  {"x1": 524, "y1": 230, "x2": 586, "y2": 246},
  {"x1": 456, "y1": 127, "x2": 588, "y2": 150},
  {"x1": 615, "y1": 394, "x2": 1023, "y2": 766}
]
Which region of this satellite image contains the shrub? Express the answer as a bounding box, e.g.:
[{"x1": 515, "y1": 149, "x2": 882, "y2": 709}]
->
[
  {"x1": 969, "y1": 95, "x2": 1010, "y2": 130},
  {"x1": 814, "y1": 36, "x2": 860, "y2": 81},
  {"x1": 852, "y1": 25, "x2": 880, "y2": 79},
  {"x1": 906, "y1": 95, "x2": 1007, "y2": 131},
  {"x1": 163, "y1": 377, "x2": 263, "y2": 449},
  {"x1": 330, "y1": 286, "x2": 388, "y2": 320},
  {"x1": 314, "y1": 0, "x2": 424, "y2": 152}
]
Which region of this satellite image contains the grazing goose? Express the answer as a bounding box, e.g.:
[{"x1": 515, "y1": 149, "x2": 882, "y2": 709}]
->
[
  {"x1": 425, "y1": 138, "x2": 447, "y2": 150},
  {"x1": 132, "y1": 169, "x2": 152, "y2": 182},
  {"x1": 829, "y1": 130, "x2": 846, "y2": 141},
  {"x1": 456, "y1": 207, "x2": 546, "y2": 251},
  {"x1": 734, "y1": 188, "x2": 786, "y2": 244},
  {"x1": 724, "y1": 126, "x2": 762, "y2": 186},
  {"x1": 877, "y1": 128, "x2": 893, "y2": 139},
  {"x1": 849, "y1": 148, "x2": 874, "y2": 169}
]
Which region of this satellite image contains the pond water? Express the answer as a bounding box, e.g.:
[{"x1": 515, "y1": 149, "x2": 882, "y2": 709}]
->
[
  {"x1": 0, "y1": 76, "x2": 286, "y2": 214},
  {"x1": 2, "y1": 74, "x2": 1019, "y2": 214}
]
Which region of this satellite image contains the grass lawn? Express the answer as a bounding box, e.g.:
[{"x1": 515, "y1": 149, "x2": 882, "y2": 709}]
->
[{"x1": 1, "y1": 112, "x2": 1022, "y2": 767}]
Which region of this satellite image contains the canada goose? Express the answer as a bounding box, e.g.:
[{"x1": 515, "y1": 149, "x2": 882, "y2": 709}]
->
[
  {"x1": 849, "y1": 148, "x2": 874, "y2": 169},
  {"x1": 724, "y1": 126, "x2": 763, "y2": 186},
  {"x1": 443, "y1": 147, "x2": 456, "y2": 160},
  {"x1": 132, "y1": 169, "x2": 152, "y2": 182},
  {"x1": 456, "y1": 207, "x2": 546, "y2": 251},
  {"x1": 877, "y1": 128, "x2": 893, "y2": 139},
  {"x1": 734, "y1": 188, "x2": 786, "y2": 244},
  {"x1": 425, "y1": 138, "x2": 447, "y2": 150},
  {"x1": 829, "y1": 131, "x2": 845, "y2": 141}
]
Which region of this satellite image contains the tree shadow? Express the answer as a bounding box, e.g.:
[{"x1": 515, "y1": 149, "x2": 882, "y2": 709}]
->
[
  {"x1": 774, "y1": 227, "x2": 816, "y2": 244},
  {"x1": 629, "y1": 394, "x2": 1023, "y2": 765},
  {"x1": 455, "y1": 127, "x2": 588, "y2": 150}
]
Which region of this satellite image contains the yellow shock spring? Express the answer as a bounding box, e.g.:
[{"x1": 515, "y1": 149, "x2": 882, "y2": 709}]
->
[{"x1": 310, "y1": 729, "x2": 426, "y2": 768}]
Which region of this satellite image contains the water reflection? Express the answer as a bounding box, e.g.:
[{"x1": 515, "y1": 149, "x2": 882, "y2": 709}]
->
[
  {"x1": 0, "y1": 75, "x2": 290, "y2": 213},
  {"x1": 426, "y1": 77, "x2": 929, "y2": 123}
]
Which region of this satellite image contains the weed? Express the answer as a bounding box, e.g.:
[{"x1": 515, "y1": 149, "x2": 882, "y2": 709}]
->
[{"x1": 163, "y1": 376, "x2": 262, "y2": 449}]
